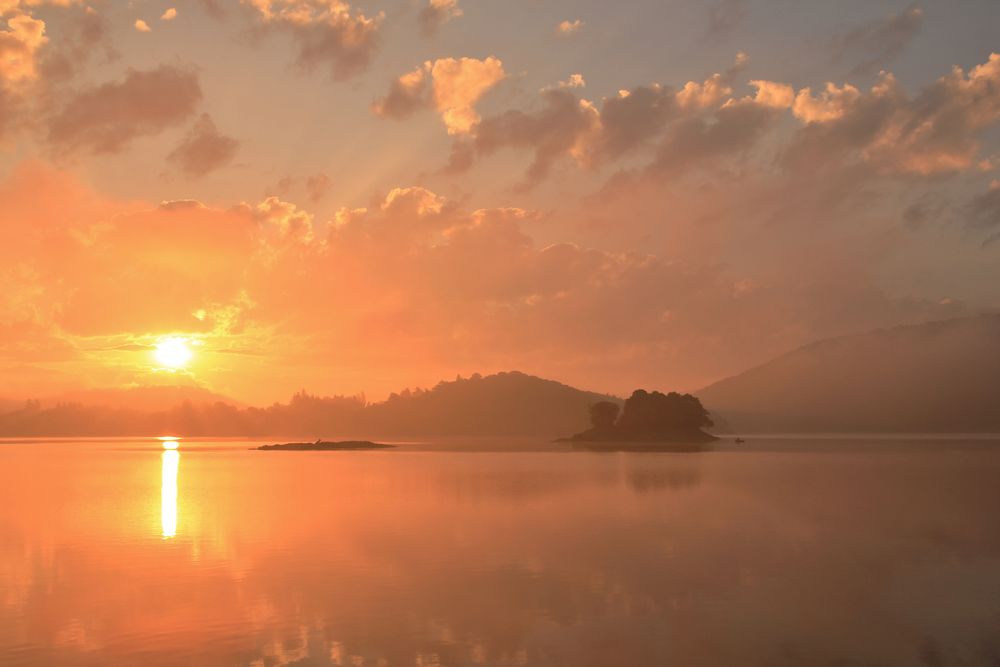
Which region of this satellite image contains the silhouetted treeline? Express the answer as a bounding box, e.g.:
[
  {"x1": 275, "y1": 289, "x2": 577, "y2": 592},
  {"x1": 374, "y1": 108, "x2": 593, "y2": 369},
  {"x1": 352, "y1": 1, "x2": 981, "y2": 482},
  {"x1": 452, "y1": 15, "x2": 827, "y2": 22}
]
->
[
  {"x1": 569, "y1": 390, "x2": 716, "y2": 442},
  {"x1": 0, "y1": 372, "x2": 619, "y2": 437}
]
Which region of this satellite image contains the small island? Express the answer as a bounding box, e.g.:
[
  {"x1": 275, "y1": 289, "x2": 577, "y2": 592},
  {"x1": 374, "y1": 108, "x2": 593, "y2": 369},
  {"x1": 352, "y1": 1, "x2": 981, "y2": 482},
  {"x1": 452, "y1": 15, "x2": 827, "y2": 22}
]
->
[
  {"x1": 561, "y1": 390, "x2": 718, "y2": 452},
  {"x1": 256, "y1": 440, "x2": 395, "y2": 451}
]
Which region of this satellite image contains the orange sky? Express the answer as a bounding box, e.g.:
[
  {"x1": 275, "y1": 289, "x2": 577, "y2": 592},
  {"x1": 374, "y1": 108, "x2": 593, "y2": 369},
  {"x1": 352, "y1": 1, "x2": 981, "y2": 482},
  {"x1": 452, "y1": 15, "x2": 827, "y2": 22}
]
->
[{"x1": 0, "y1": 1, "x2": 998, "y2": 404}]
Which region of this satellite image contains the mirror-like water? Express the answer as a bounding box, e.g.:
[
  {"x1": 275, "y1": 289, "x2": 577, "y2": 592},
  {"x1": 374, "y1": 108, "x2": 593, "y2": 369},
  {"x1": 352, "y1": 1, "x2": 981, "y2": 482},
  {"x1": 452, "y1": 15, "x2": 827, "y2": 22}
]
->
[{"x1": 1, "y1": 437, "x2": 999, "y2": 666}]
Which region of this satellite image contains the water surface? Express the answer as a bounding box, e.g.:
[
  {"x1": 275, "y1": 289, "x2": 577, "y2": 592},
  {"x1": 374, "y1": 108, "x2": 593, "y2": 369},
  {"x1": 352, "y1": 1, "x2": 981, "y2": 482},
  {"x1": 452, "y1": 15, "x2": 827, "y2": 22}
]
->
[{"x1": 1, "y1": 437, "x2": 999, "y2": 666}]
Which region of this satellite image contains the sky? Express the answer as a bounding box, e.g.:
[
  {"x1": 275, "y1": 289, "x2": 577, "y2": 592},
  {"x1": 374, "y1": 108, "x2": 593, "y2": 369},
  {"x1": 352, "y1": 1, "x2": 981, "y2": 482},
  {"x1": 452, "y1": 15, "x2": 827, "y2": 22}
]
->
[{"x1": 0, "y1": 0, "x2": 998, "y2": 405}]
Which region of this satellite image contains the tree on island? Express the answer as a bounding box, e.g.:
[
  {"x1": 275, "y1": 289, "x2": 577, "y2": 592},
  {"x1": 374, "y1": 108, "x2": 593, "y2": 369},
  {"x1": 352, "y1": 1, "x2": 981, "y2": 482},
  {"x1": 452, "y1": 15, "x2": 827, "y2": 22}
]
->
[
  {"x1": 566, "y1": 389, "x2": 716, "y2": 444},
  {"x1": 589, "y1": 401, "x2": 620, "y2": 432}
]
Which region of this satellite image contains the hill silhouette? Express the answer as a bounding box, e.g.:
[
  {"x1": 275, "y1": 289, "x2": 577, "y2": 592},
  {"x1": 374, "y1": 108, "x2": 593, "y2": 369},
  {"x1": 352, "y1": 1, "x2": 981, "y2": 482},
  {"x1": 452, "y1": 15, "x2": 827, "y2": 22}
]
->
[
  {"x1": 51, "y1": 385, "x2": 243, "y2": 411},
  {"x1": 361, "y1": 372, "x2": 620, "y2": 436},
  {"x1": 0, "y1": 371, "x2": 620, "y2": 438},
  {"x1": 698, "y1": 315, "x2": 1000, "y2": 434}
]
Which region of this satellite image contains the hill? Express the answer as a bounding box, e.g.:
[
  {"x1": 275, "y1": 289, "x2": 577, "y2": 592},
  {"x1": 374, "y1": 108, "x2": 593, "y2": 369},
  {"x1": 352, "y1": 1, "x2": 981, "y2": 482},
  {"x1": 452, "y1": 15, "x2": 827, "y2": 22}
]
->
[
  {"x1": 50, "y1": 385, "x2": 242, "y2": 411},
  {"x1": 0, "y1": 372, "x2": 618, "y2": 438},
  {"x1": 362, "y1": 372, "x2": 621, "y2": 436},
  {"x1": 698, "y1": 315, "x2": 1000, "y2": 434}
]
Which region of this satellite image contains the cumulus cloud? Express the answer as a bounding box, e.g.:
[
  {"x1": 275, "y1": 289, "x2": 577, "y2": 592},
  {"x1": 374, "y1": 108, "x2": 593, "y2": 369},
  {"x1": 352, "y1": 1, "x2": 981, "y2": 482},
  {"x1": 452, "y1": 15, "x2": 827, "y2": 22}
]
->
[
  {"x1": 452, "y1": 53, "x2": 763, "y2": 184},
  {"x1": 373, "y1": 56, "x2": 505, "y2": 135},
  {"x1": 418, "y1": 0, "x2": 461, "y2": 37},
  {"x1": 551, "y1": 73, "x2": 585, "y2": 90},
  {"x1": 134, "y1": 19, "x2": 151, "y2": 32},
  {"x1": 648, "y1": 92, "x2": 787, "y2": 176},
  {"x1": 0, "y1": 161, "x2": 982, "y2": 402},
  {"x1": 834, "y1": 3, "x2": 924, "y2": 76},
  {"x1": 0, "y1": 10, "x2": 47, "y2": 83},
  {"x1": 554, "y1": 19, "x2": 583, "y2": 36},
  {"x1": 784, "y1": 53, "x2": 1000, "y2": 176},
  {"x1": 472, "y1": 88, "x2": 601, "y2": 185},
  {"x1": 446, "y1": 51, "x2": 1000, "y2": 188},
  {"x1": 243, "y1": 0, "x2": 384, "y2": 80},
  {"x1": 167, "y1": 113, "x2": 239, "y2": 177},
  {"x1": 45, "y1": 65, "x2": 202, "y2": 155},
  {"x1": 161, "y1": 8, "x2": 177, "y2": 21}
]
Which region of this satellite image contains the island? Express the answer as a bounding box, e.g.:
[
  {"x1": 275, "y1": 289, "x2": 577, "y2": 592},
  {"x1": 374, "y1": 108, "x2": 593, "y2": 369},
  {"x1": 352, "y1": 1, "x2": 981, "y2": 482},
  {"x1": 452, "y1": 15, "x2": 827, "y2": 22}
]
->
[
  {"x1": 561, "y1": 390, "x2": 718, "y2": 452},
  {"x1": 256, "y1": 440, "x2": 395, "y2": 451}
]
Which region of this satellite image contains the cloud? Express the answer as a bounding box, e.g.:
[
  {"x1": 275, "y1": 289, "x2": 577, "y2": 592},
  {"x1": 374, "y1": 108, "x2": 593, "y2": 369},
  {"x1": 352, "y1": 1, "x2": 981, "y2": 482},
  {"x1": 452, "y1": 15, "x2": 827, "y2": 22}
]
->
[
  {"x1": 0, "y1": 161, "x2": 981, "y2": 403},
  {"x1": 834, "y1": 3, "x2": 924, "y2": 76},
  {"x1": 0, "y1": 10, "x2": 47, "y2": 84},
  {"x1": 784, "y1": 53, "x2": 1000, "y2": 176},
  {"x1": 244, "y1": 0, "x2": 384, "y2": 80},
  {"x1": 418, "y1": 0, "x2": 461, "y2": 37},
  {"x1": 706, "y1": 0, "x2": 745, "y2": 37},
  {"x1": 471, "y1": 88, "x2": 601, "y2": 185},
  {"x1": 167, "y1": 113, "x2": 239, "y2": 177},
  {"x1": 453, "y1": 53, "x2": 761, "y2": 183},
  {"x1": 134, "y1": 19, "x2": 151, "y2": 32},
  {"x1": 305, "y1": 172, "x2": 332, "y2": 201},
  {"x1": 550, "y1": 73, "x2": 585, "y2": 90},
  {"x1": 161, "y1": 8, "x2": 177, "y2": 21},
  {"x1": 966, "y1": 180, "x2": 1000, "y2": 245},
  {"x1": 373, "y1": 56, "x2": 505, "y2": 135},
  {"x1": 554, "y1": 19, "x2": 583, "y2": 36},
  {"x1": 449, "y1": 52, "x2": 1000, "y2": 188},
  {"x1": 37, "y1": 4, "x2": 116, "y2": 83},
  {"x1": 46, "y1": 65, "x2": 202, "y2": 155},
  {"x1": 647, "y1": 92, "x2": 786, "y2": 176}
]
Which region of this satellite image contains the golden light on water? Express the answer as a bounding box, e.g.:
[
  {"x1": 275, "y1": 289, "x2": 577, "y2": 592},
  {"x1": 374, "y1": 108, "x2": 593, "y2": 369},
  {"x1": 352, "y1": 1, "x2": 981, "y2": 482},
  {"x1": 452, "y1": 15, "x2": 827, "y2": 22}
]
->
[
  {"x1": 153, "y1": 337, "x2": 193, "y2": 369},
  {"x1": 161, "y1": 448, "x2": 179, "y2": 538},
  {"x1": 159, "y1": 436, "x2": 180, "y2": 450}
]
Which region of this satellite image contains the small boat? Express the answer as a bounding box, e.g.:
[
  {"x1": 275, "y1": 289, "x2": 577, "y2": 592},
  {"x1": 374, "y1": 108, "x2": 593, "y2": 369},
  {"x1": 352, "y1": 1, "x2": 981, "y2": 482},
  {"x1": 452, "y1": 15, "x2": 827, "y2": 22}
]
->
[{"x1": 734, "y1": 437, "x2": 745, "y2": 445}]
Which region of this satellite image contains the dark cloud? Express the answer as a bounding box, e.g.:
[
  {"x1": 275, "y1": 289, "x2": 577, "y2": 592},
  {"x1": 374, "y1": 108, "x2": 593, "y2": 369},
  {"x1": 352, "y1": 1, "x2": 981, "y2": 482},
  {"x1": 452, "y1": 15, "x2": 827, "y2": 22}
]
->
[
  {"x1": 472, "y1": 88, "x2": 599, "y2": 186},
  {"x1": 706, "y1": 0, "x2": 745, "y2": 37},
  {"x1": 167, "y1": 113, "x2": 239, "y2": 177},
  {"x1": 306, "y1": 173, "x2": 332, "y2": 201},
  {"x1": 47, "y1": 65, "x2": 202, "y2": 155},
  {"x1": 246, "y1": 2, "x2": 384, "y2": 80},
  {"x1": 965, "y1": 182, "x2": 1000, "y2": 246},
  {"x1": 834, "y1": 4, "x2": 924, "y2": 76},
  {"x1": 418, "y1": 0, "x2": 463, "y2": 37}
]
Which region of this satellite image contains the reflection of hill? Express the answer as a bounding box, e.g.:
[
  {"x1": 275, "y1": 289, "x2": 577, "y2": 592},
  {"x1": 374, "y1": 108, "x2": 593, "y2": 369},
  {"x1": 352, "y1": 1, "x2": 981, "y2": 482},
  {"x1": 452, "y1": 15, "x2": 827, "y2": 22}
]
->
[
  {"x1": 0, "y1": 371, "x2": 620, "y2": 438},
  {"x1": 699, "y1": 315, "x2": 1000, "y2": 433}
]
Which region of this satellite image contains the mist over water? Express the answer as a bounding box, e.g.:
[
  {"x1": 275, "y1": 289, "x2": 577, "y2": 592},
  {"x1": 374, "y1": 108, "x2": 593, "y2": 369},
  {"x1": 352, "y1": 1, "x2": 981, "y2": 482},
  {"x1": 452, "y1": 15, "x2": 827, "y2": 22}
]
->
[{"x1": 1, "y1": 438, "x2": 999, "y2": 666}]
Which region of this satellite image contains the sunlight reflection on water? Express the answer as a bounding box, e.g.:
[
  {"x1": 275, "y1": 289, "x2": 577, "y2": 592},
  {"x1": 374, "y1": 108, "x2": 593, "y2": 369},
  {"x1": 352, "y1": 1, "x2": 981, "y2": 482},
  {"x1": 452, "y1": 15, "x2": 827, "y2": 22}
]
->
[
  {"x1": 161, "y1": 449, "x2": 178, "y2": 539},
  {"x1": 0, "y1": 436, "x2": 999, "y2": 667}
]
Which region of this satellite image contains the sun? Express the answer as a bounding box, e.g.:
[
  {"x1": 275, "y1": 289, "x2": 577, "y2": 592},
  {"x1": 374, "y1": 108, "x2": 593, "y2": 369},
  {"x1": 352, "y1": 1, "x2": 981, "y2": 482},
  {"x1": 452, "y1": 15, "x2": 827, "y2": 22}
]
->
[{"x1": 154, "y1": 337, "x2": 193, "y2": 369}]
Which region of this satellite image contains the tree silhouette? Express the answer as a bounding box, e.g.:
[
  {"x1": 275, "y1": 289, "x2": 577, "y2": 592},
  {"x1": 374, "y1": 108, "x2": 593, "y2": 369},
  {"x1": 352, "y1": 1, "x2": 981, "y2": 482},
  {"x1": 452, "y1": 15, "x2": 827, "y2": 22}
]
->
[
  {"x1": 569, "y1": 389, "x2": 715, "y2": 443},
  {"x1": 616, "y1": 390, "x2": 713, "y2": 434},
  {"x1": 589, "y1": 401, "x2": 620, "y2": 430}
]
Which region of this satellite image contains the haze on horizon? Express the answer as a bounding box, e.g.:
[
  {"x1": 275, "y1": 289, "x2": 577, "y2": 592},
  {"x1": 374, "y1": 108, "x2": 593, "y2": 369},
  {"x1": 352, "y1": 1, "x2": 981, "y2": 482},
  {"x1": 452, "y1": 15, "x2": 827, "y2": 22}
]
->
[{"x1": 1, "y1": 0, "x2": 999, "y2": 406}]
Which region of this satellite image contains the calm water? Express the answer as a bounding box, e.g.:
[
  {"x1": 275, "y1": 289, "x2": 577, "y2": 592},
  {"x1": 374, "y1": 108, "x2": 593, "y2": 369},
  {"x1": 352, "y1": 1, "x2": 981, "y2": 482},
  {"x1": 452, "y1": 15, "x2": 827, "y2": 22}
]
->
[{"x1": 1, "y1": 437, "x2": 999, "y2": 667}]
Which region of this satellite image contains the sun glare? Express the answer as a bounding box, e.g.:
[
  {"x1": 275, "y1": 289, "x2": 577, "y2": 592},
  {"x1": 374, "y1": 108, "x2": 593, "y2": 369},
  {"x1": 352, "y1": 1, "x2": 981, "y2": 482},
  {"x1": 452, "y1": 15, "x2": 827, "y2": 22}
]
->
[{"x1": 154, "y1": 338, "x2": 193, "y2": 369}]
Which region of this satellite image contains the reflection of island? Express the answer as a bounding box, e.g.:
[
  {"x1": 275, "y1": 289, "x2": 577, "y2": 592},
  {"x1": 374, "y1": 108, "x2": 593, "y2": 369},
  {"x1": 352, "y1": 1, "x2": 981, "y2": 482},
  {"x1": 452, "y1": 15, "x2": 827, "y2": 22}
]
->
[
  {"x1": 256, "y1": 440, "x2": 395, "y2": 451},
  {"x1": 563, "y1": 390, "x2": 718, "y2": 451}
]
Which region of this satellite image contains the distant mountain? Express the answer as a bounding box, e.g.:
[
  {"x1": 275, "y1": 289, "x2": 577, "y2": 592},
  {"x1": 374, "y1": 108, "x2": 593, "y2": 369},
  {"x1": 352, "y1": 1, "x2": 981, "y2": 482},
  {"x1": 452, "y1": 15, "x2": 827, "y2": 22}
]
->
[
  {"x1": 362, "y1": 371, "x2": 621, "y2": 436},
  {"x1": 0, "y1": 372, "x2": 618, "y2": 438},
  {"x1": 698, "y1": 315, "x2": 1000, "y2": 434},
  {"x1": 50, "y1": 385, "x2": 242, "y2": 411}
]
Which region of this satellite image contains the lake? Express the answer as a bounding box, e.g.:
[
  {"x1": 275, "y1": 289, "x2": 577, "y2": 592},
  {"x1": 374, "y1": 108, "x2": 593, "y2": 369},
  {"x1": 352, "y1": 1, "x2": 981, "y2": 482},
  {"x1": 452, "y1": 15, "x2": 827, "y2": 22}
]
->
[{"x1": 1, "y1": 436, "x2": 999, "y2": 666}]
